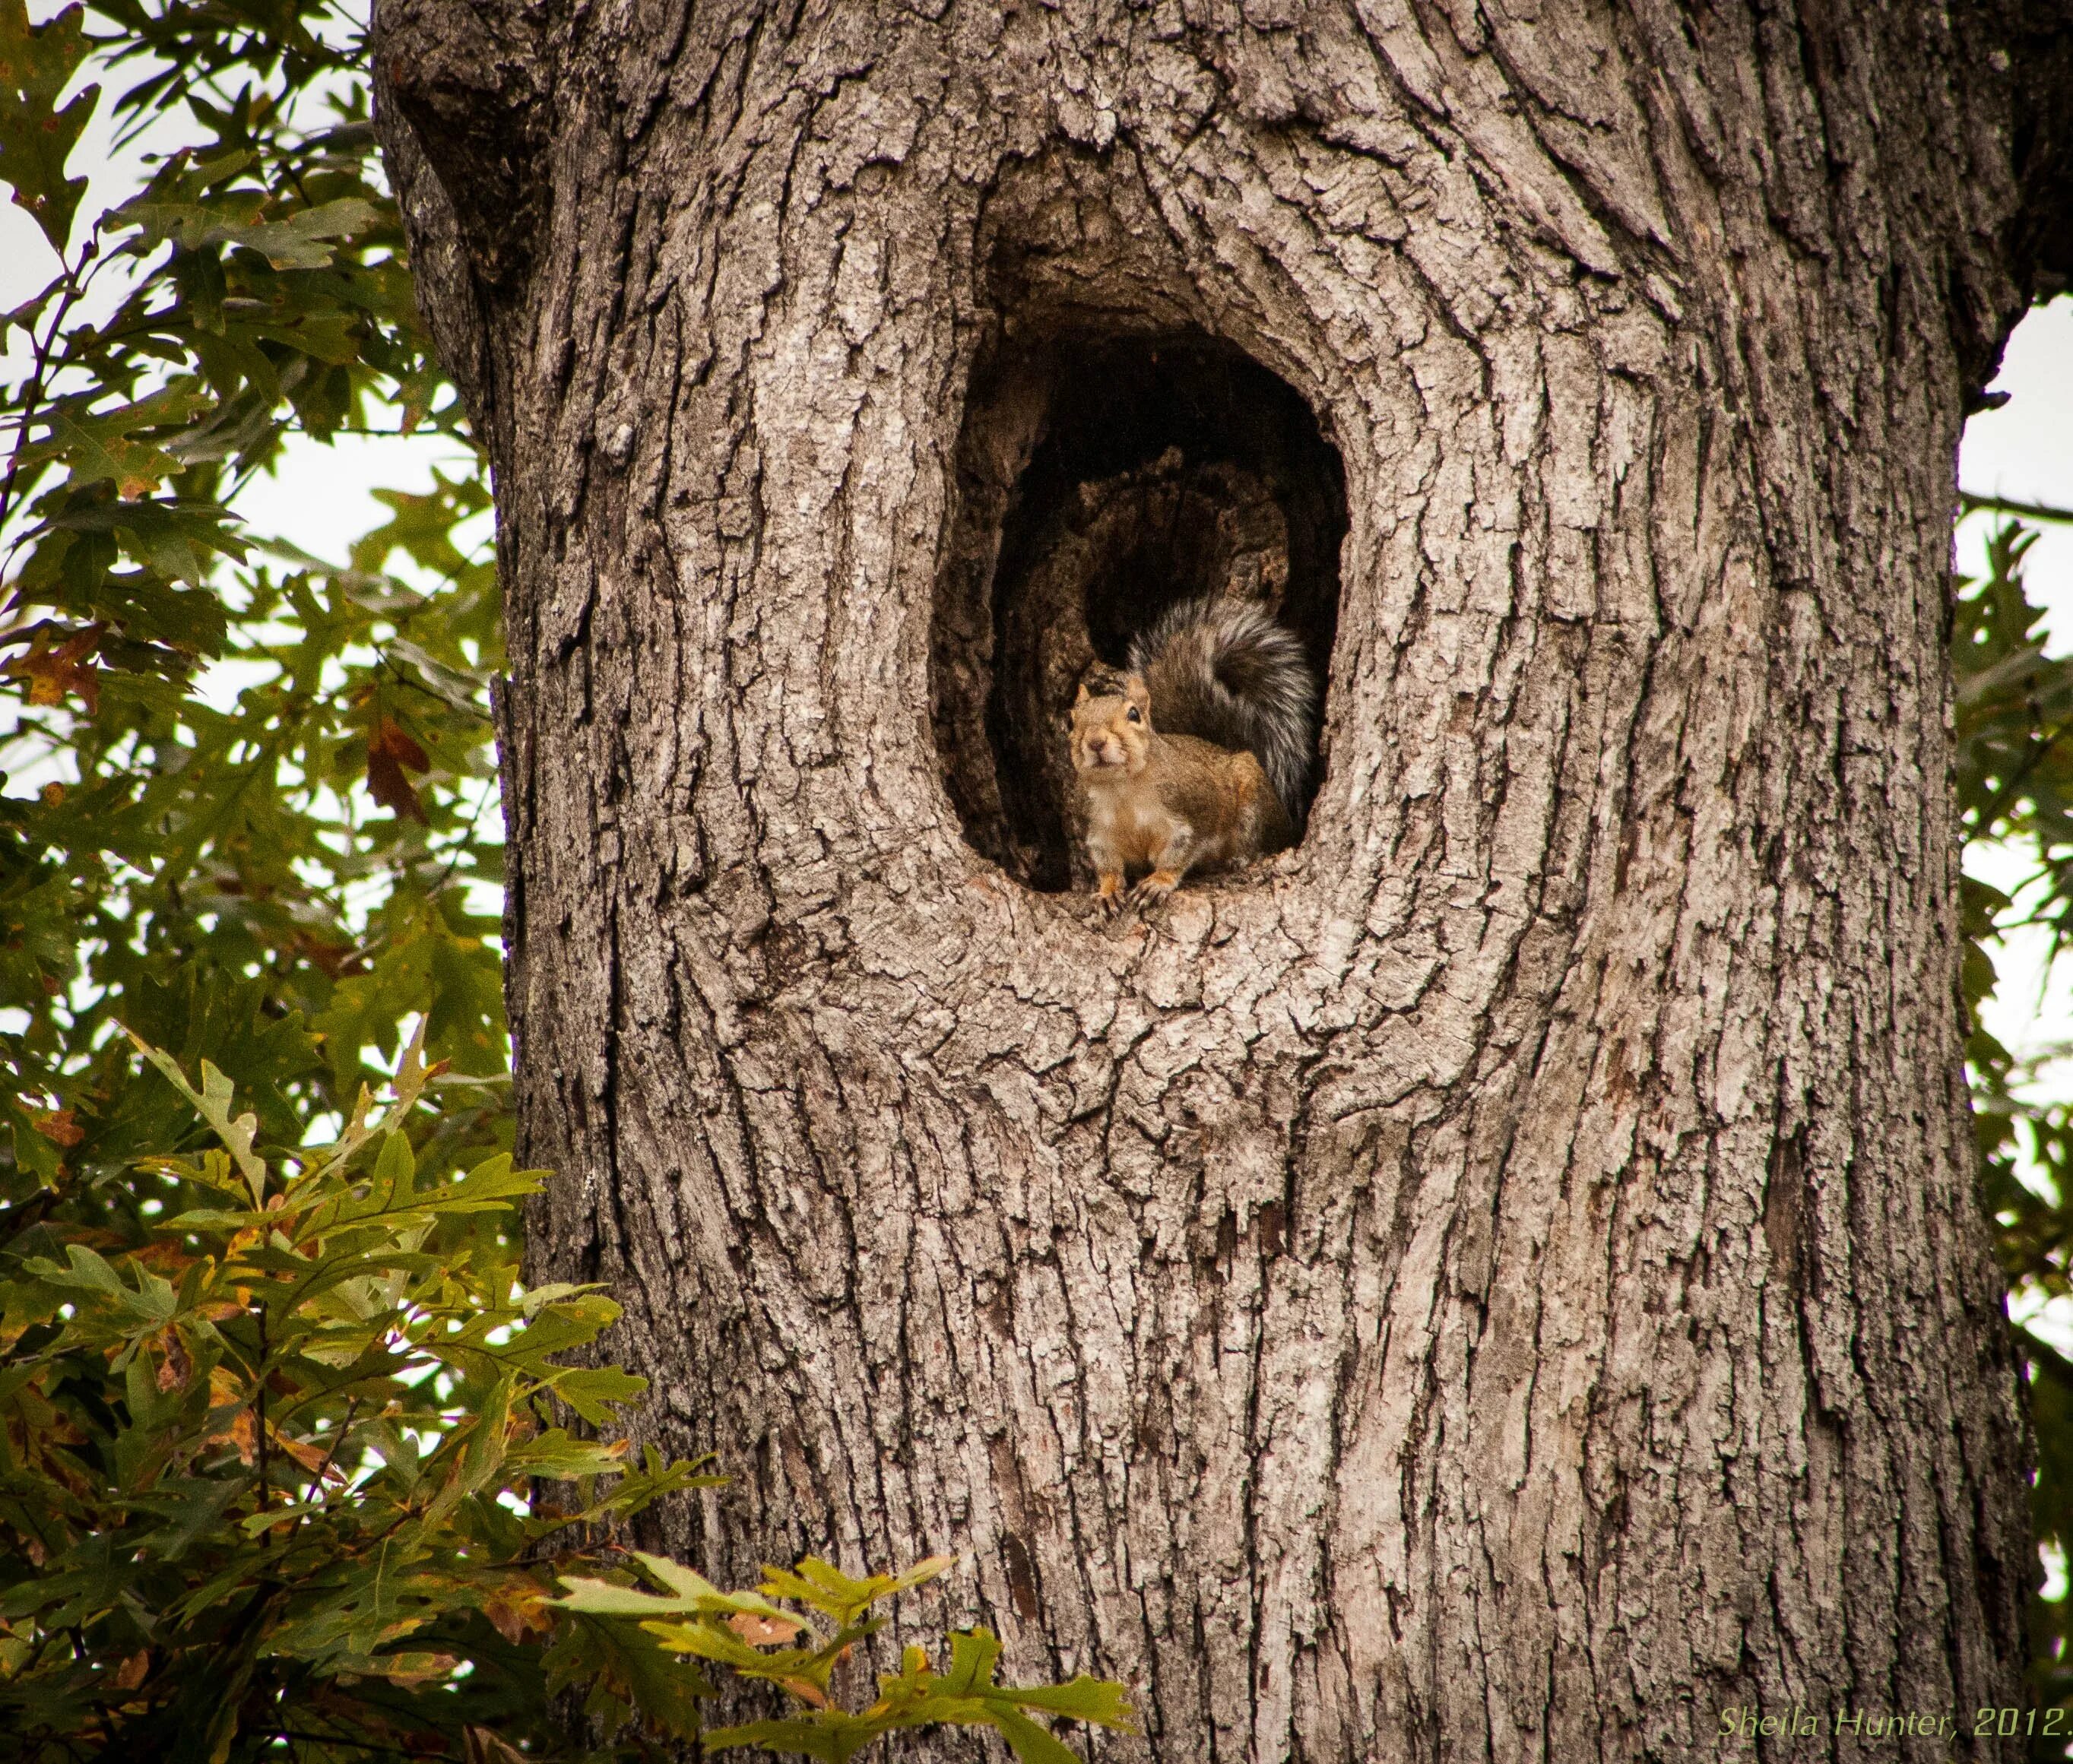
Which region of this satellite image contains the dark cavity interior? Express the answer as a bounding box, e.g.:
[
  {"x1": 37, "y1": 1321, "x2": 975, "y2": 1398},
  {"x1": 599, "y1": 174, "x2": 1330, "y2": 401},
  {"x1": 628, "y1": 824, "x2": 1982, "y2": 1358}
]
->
[{"x1": 931, "y1": 332, "x2": 1347, "y2": 894}]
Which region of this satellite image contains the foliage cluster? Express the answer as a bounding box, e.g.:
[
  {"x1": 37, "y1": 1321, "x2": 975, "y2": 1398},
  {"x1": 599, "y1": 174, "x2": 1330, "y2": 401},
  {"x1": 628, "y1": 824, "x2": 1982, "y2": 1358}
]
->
[
  {"x1": 3, "y1": 1026, "x2": 705, "y2": 1756},
  {"x1": 1954, "y1": 510, "x2": 2073, "y2": 1743},
  {"x1": 0, "y1": 1026, "x2": 1131, "y2": 1761},
  {"x1": 0, "y1": 0, "x2": 1132, "y2": 1758},
  {"x1": 5, "y1": 0, "x2": 2073, "y2": 1756}
]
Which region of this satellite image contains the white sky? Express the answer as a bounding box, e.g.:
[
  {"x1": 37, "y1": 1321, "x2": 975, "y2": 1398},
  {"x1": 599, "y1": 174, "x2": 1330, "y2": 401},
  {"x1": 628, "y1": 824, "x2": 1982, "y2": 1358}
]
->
[{"x1": 1958, "y1": 302, "x2": 2073, "y2": 1075}]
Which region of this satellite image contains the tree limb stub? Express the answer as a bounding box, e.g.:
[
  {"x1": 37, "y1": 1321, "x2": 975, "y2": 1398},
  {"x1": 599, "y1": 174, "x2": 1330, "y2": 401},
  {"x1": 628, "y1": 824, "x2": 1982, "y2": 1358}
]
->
[{"x1": 371, "y1": 0, "x2": 547, "y2": 287}]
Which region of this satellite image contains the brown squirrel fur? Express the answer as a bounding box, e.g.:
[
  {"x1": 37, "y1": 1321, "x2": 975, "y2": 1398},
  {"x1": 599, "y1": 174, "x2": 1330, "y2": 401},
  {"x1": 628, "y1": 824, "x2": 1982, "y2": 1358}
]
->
[
  {"x1": 1069, "y1": 674, "x2": 1293, "y2": 911},
  {"x1": 1130, "y1": 595, "x2": 1317, "y2": 824}
]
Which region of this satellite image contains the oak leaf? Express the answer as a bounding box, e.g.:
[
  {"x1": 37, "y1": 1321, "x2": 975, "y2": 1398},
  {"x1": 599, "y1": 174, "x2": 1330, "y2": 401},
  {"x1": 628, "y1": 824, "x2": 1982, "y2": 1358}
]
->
[
  {"x1": 727, "y1": 1609, "x2": 805, "y2": 1646},
  {"x1": 483, "y1": 1579, "x2": 553, "y2": 1645},
  {"x1": 366, "y1": 717, "x2": 430, "y2": 822},
  {"x1": 7, "y1": 623, "x2": 104, "y2": 713},
  {"x1": 29, "y1": 1107, "x2": 82, "y2": 1147}
]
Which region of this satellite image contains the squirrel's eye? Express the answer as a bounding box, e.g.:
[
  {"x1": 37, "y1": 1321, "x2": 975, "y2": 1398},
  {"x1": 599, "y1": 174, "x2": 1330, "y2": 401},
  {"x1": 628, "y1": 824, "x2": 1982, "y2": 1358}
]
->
[{"x1": 1126, "y1": 705, "x2": 1142, "y2": 723}]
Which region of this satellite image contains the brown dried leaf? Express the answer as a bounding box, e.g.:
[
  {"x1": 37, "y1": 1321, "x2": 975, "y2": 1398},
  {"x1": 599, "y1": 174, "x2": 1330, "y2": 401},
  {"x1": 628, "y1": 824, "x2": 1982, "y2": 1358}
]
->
[
  {"x1": 291, "y1": 930, "x2": 367, "y2": 978},
  {"x1": 366, "y1": 717, "x2": 430, "y2": 822},
  {"x1": 271, "y1": 1428, "x2": 330, "y2": 1475},
  {"x1": 464, "y1": 1728, "x2": 530, "y2": 1764},
  {"x1": 728, "y1": 1609, "x2": 805, "y2": 1647},
  {"x1": 154, "y1": 1331, "x2": 192, "y2": 1393},
  {"x1": 30, "y1": 1107, "x2": 83, "y2": 1148},
  {"x1": 483, "y1": 1579, "x2": 554, "y2": 1645},
  {"x1": 6, "y1": 624, "x2": 105, "y2": 714}
]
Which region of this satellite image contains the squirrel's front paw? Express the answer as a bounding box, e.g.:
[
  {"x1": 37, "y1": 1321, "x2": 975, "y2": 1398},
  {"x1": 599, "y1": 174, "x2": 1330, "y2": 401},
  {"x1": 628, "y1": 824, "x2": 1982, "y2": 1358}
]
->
[
  {"x1": 1096, "y1": 872, "x2": 1126, "y2": 915},
  {"x1": 1133, "y1": 868, "x2": 1181, "y2": 906}
]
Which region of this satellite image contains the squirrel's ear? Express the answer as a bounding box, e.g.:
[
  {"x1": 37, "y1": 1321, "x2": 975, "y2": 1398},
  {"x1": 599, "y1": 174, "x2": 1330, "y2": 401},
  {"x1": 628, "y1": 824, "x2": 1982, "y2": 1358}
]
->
[{"x1": 1073, "y1": 681, "x2": 1091, "y2": 706}]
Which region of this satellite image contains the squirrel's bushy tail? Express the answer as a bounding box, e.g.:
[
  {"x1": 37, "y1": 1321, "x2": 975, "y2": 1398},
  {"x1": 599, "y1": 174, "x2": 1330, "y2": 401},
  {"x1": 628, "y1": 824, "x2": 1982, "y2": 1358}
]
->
[{"x1": 1130, "y1": 595, "x2": 1317, "y2": 821}]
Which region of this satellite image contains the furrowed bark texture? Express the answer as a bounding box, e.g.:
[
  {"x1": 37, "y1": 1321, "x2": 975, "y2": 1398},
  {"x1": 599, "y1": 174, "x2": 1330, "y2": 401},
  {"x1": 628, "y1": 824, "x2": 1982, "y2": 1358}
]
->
[{"x1": 373, "y1": 2, "x2": 2073, "y2": 1756}]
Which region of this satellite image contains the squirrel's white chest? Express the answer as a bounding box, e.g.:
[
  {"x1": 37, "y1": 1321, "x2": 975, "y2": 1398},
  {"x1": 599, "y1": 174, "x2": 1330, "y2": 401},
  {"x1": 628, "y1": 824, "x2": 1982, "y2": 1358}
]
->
[{"x1": 1084, "y1": 784, "x2": 1184, "y2": 866}]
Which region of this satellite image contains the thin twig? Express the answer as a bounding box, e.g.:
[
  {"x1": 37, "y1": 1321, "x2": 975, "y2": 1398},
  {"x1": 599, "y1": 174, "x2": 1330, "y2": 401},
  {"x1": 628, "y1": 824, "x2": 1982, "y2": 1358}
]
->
[
  {"x1": 0, "y1": 238, "x2": 100, "y2": 537},
  {"x1": 1976, "y1": 720, "x2": 2073, "y2": 833},
  {"x1": 271, "y1": 1731, "x2": 453, "y2": 1759},
  {"x1": 255, "y1": 1300, "x2": 271, "y2": 1514},
  {"x1": 306, "y1": 1395, "x2": 363, "y2": 1492},
  {"x1": 1961, "y1": 492, "x2": 2073, "y2": 527}
]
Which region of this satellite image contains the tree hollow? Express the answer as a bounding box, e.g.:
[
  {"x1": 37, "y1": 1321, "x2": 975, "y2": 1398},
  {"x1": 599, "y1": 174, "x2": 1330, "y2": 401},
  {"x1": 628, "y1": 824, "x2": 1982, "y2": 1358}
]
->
[{"x1": 933, "y1": 331, "x2": 1346, "y2": 892}]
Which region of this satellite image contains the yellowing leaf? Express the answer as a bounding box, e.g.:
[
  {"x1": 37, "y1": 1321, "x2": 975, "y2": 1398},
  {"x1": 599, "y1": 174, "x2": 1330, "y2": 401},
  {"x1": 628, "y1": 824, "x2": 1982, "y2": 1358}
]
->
[
  {"x1": 28, "y1": 407, "x2": 177, "y2": 496},
  {"x1": 371, "y1": 1652, "x2": 459, "y2": 1688},
  {"x1": 5, "y1": 623, "x2": 103, "y2": 713},
  {"x1": 11, "y1": 378, "x2": 217, "y2": 497},
  {"x1": 211, "y1": 1407, "x2": 257, "y2": 1466},
  {"x1": 483, "y1": 1579, "x2": 553, "y2": 1645},
  {"x1": 29, "y1": 1107, "x2": 82, "y2": 1147}
]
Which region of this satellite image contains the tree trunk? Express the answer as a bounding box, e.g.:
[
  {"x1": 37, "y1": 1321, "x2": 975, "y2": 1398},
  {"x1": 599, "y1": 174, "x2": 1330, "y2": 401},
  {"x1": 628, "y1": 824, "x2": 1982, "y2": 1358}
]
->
[{"x1": 372, "y1": 2, "x2": 2073, "y2": 1756}]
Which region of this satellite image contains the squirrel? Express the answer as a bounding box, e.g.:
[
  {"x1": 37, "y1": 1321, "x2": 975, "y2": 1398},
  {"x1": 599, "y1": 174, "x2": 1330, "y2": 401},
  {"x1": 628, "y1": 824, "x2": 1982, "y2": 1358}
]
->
[{"x1": 1069, "y1": 596, "x2": 1317, "y2": 911}]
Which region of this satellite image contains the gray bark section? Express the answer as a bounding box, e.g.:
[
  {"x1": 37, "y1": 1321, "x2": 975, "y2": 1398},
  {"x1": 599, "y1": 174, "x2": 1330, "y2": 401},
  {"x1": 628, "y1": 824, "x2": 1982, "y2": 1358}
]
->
[{"x1": 372, "y1": 2, "x2": 2073, "y2": 1756}]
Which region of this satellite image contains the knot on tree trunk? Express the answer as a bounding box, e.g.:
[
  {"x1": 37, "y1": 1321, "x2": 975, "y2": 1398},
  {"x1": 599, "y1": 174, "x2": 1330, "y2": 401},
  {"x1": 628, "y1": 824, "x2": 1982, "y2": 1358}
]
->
[{"x1": 371, "y1": 0, "x2": 547, "y2": 284}]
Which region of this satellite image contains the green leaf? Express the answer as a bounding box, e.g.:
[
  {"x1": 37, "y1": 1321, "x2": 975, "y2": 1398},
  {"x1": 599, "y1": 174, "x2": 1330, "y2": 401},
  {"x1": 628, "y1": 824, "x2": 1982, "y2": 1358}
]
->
[
  {"x1": 544, "y1": 1610, "x2": 713, "y2": 1740},
  {"x1": 43, "y1": 494, "x2": 249, "y2": 596},
  {"x1": 23, "y1": 405, "x2": 183, "y2": 498},
  {"x1": 937, "y1": 1624, "x2": 1003, "y2": 1696},
  {"x1": 702, "y1": 1718, "x2": 853, "y2": 1761},
  {"x1": 997, "y1": 1673, "x2": 1140, "y2": 1725},
  {"x1": 0, "y1": 0, "x2": 97, "y2": 252},
  {"x1": 554, "y1": 1560, "x2": 788, "y2": 1626},
  {"x1": 126, "y1": 1036, "x2": 266, "y2": 1199},
  {"x1": 548, "y1": 1362, "x2": 648, "y2": 1425},
  {"x1": 759, "y1": 1553, "x2": 955, "y2": 1627},
  {"x1": 988, "y1": 1706, "x2": 1089, "y2": 1764},
  {"x1": 119, "y1": 188, "x2": 379, "y2": 269}
]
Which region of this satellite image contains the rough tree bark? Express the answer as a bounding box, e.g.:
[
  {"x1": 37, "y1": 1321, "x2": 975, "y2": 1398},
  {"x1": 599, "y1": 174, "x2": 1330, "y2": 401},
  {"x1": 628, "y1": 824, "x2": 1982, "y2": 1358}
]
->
[{"x1": 372, "y1": 2, "x2": 2073, "y2": 1756}]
